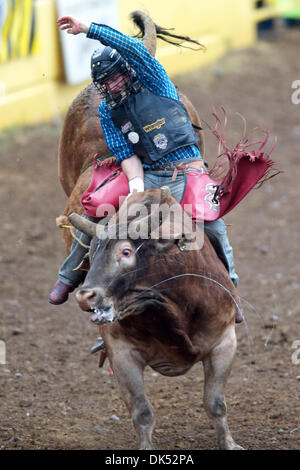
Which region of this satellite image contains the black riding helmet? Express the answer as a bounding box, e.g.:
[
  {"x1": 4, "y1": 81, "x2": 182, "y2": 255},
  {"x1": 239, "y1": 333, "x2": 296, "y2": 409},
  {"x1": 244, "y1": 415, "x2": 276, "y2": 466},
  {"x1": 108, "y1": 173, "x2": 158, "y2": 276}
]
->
[
  {"x1": 91, "y1": 46, "x2": 128, "y2": 82},
  {"x1": 91, "y1": 46, "x2": 133, "y2": 100}
]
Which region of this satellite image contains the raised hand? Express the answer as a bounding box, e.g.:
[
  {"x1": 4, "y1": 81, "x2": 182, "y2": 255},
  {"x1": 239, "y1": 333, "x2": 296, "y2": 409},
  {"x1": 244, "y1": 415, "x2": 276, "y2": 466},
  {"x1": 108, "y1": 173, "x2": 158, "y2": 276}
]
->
[{"x1": 57, "y1": 16, "x2": 88, "y2": 35}]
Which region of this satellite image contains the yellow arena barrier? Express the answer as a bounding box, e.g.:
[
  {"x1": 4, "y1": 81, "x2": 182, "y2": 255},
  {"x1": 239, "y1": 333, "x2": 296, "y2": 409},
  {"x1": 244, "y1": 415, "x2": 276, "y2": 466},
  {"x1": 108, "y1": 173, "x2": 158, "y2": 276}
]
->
[{"x1": 0, "y1": 0, "x2": 38, "y2": 63}]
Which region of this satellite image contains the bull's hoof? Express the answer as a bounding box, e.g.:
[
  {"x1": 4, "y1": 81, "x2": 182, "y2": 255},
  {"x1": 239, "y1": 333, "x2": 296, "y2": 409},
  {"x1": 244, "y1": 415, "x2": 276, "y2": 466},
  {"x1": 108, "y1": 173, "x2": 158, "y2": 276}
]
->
[
  {"x1": 139, "y1": 443, "x2": 154, "y2": 450},
  {"x1": 222, "y1": 442, "x2": 244, "y2": 450}
]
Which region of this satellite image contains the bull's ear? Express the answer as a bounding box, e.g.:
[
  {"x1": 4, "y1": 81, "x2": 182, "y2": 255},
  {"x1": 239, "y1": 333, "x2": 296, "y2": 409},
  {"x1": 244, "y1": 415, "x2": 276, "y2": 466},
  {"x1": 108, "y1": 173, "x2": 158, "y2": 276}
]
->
[
  {"x1": 155, "y1": 233, "x2": 195, "y2": 253},
  {"x1": 72, "y1": 252, "x2": 90, "y2": 272},
  {"x1": 154, "y1": 239, "x2": 176, "y2": 253}
]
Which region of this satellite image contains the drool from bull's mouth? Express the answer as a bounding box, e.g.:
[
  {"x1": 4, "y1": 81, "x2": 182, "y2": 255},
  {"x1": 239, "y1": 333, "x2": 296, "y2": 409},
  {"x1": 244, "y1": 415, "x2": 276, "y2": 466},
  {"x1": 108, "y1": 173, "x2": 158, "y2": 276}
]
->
[{"x1": 89, "y1": 306, "x2": 115, "y2": 325}]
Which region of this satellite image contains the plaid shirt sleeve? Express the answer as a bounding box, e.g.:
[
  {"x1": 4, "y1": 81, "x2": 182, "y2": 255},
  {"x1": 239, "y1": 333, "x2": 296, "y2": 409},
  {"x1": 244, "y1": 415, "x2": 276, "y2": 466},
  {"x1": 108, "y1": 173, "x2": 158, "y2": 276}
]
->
[
  {"x1": 98, "y1": 101, "x2": 135, "y2": 164},
  {"x1": 87, "y1": 23, "x2": 178, "y2": 98}
]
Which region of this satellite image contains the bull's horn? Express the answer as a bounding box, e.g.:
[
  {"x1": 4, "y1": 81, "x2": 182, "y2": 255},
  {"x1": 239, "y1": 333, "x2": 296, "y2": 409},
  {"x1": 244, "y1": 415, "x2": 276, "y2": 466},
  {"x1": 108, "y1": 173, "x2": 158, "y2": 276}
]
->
[
  {"x1": 131, "y1": 10, "x2": 157, "y2": 57},
  {"x1": 68, "y1": 213, "x2": 98, "y2": 238}
]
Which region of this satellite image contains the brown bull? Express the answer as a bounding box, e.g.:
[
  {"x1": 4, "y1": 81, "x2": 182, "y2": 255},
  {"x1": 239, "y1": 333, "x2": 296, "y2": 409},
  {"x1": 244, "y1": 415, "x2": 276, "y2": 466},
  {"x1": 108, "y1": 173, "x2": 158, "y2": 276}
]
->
[
  {"x1": 56, "y1": 11, "x2": 242, "y2": 449},
  {"x1": 69, "y1": 187, "x2": 243, "y2": 450}
]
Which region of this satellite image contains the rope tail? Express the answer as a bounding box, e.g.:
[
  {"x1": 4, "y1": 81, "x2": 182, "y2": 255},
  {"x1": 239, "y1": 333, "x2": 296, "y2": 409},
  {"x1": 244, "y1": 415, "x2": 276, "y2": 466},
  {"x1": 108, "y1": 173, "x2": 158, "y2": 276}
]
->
[{"x1": 56, "y1": 215, "x2": 90, "y2": 249}]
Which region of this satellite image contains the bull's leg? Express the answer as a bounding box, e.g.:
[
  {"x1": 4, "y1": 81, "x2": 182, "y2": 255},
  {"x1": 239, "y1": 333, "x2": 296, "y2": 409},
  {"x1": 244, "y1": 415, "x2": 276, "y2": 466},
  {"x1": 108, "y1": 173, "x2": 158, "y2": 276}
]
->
[
  {"x1": 109, "y1": 344, "x2": 155, "y2": 450},
  {"x1": 202, "y1": 325, "x2": 243, "y2": 450}
]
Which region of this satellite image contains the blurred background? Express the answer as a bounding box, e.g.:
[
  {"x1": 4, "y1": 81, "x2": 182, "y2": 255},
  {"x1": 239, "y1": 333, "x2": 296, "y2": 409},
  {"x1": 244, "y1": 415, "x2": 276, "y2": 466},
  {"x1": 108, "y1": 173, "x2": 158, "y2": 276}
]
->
[
  {"x1": 1, "y1": 0, "x2": 300, "y2": 129},
  {"x1": 0, "y1": 0, "x2": 300, "y2": 451}
]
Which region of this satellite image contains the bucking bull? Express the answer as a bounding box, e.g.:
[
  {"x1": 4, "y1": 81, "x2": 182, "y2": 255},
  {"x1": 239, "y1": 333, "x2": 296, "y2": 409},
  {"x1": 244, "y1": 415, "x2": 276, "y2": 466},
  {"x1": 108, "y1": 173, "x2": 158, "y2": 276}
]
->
[{"x1": 58, "y1": 11, "x2": 243, "y2": 450}]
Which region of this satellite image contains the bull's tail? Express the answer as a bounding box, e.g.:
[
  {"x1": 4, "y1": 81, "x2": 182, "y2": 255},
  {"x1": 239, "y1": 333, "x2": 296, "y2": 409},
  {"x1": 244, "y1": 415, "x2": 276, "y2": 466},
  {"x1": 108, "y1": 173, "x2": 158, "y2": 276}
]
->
[{"x1": 130, "y1": 10, "x2": 206, "y2": 57}]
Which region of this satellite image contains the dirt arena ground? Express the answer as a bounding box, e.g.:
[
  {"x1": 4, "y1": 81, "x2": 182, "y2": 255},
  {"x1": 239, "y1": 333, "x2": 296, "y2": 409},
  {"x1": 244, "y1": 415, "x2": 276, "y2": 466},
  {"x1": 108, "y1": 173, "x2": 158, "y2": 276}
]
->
[{"x1": 0, "y1": 25, "x2": 299, "y2": 451}]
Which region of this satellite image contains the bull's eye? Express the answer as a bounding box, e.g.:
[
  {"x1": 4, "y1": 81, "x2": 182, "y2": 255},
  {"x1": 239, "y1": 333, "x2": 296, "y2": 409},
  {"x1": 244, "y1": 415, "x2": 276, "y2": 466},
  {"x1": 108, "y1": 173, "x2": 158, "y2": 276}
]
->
[
  {"x1": 116, "y1": 243, "x2": 134, "y2": 262},
  {"x1": 122, "y1": 249, "x2": 132, "y2": 257}
]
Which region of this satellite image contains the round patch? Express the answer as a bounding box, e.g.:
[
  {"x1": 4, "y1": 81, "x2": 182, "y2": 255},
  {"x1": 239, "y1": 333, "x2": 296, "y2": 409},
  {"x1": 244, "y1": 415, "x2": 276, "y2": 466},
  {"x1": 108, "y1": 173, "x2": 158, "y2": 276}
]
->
[{"x1": 128, "y1": 132, "x2": 140, "y2": 144}]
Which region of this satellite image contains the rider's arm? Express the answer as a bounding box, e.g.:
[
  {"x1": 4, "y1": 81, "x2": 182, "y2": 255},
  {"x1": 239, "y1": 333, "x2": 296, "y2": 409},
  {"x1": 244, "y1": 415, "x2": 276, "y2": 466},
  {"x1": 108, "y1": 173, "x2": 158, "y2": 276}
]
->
[
  {"x1": 87, "y1": 23, "x2": 172, "y2": 95},
  {"x1": 99, "y1": 103, "x2": 144, "y2": 193},
  {"x1": 57, "y1": 16, "x2": 175, "y2": 96},
  {"x1": 121, "y1": 156, "x2": 144, "y2": 194}
]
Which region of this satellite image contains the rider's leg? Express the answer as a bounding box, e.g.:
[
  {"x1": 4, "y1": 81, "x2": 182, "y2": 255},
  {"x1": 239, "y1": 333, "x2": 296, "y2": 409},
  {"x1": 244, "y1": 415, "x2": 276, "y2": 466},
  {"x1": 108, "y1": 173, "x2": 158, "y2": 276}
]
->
[
  {"x1": 49, "y1": 214, "x2": 99, "y2": 304},
  {"x1": 58, "y1": 220, "x2": 94, "y2": 288},
  {"x1": 204, "y1": 219, "x2": 243, "y2": 323},
  {"x1": 204, "y1": 219, "x2": 239, "y2": 287}
]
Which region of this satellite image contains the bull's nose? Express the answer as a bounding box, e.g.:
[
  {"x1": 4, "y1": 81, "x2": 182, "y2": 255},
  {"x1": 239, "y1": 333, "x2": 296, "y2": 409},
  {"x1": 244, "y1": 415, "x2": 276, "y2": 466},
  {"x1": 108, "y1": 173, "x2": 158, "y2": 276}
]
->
[{"x1": 76, "y1": 288, "x2": 100, "y2": 310}]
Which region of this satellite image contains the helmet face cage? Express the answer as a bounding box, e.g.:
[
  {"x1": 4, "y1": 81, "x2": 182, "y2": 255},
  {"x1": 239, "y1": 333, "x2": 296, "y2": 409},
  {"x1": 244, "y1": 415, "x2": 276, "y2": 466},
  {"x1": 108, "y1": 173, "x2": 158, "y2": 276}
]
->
[
  {"x1": 91, "y1": 47, "x2": 134, "y2": 102},
  {"x1": 93, "y1": 80, "x2": 107, "y2": 98}
]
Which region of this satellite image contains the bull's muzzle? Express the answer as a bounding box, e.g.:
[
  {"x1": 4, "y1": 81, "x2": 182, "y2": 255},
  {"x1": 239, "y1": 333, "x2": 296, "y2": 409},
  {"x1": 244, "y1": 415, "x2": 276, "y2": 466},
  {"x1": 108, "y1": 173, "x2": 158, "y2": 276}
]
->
[
  {"x1": 76, "y1": 287, "x2": 99, "y2": 310},
  {"x1": 76, "y1": 287, "x2": 116, "y2": 325}
]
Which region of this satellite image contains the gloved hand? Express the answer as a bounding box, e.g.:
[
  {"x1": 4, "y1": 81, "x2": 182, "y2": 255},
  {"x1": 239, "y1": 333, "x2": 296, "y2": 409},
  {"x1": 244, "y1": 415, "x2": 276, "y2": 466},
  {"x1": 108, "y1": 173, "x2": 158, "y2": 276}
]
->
[{"x1": 127, "y1": 176, "x2": 144, "y2": 198}]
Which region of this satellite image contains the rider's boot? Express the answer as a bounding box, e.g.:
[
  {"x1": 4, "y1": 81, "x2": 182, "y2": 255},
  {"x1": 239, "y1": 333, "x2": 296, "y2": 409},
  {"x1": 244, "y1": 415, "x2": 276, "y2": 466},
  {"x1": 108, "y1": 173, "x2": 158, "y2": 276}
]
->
[{"x1": 48, "y1": 280, "x2": 75, "y2": 305}]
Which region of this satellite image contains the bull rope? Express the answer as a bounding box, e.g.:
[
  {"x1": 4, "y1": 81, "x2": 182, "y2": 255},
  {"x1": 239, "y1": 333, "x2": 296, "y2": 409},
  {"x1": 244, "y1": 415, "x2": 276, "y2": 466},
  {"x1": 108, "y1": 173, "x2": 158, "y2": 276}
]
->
[{"x1": 56, "y1": 215, "x2": 90, "y2": 249}]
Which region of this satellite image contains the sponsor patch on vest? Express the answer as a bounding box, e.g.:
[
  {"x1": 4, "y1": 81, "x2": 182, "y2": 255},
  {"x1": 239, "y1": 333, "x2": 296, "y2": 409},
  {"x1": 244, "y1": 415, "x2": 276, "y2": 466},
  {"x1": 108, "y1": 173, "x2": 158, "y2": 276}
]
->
[
  {"x1": 153, "y1": 133, "x2": 168, "y2": 150},
  {"x1": 143, "y1": 118, "x2": 166, "y2": 133},
  {"x1": 121, "y1": 121, "x2": 134, "y2": 134}
]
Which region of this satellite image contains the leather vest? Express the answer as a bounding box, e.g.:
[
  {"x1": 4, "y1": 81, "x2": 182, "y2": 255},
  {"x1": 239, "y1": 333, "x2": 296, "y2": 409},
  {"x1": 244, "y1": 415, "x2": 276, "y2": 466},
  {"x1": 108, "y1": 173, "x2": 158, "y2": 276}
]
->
[{"x1": 110, "y1": 86, "x2": 199, "y2": 165}]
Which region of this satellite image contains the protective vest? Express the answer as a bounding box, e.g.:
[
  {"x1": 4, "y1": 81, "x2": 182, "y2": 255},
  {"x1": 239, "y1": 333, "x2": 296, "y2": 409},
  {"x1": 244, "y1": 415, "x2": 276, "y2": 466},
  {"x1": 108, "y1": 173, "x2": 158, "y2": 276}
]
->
[{"x1": 110, "y1": 86, "x2": 199, "y2": 166}]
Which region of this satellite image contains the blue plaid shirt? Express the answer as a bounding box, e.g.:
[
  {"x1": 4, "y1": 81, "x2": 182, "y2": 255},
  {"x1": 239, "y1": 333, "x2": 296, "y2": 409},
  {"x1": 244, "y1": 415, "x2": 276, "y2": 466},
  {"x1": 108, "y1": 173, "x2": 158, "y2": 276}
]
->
[{"x1": 87, "y1": 23, "x2": 201, "y2": 169}]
